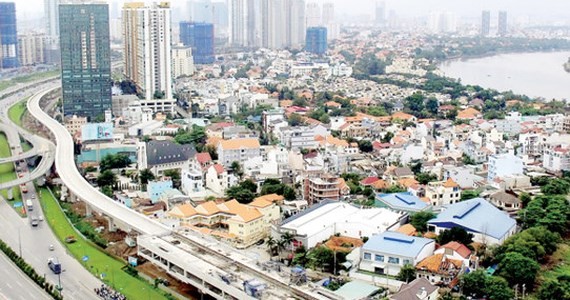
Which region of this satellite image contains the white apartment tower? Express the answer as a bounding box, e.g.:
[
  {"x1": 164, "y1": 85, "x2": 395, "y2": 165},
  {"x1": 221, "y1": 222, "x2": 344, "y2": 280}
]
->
[
  {"x1": 305, "y1": 2, "x2": 320, "y2": 28},
  {"x1": 322, "y1": 2, "x2": 337, "y2": 40},
  {"x1": 122, "y1": 2, "x2": 173, "y2": 102},
  {"x1": 44, "y1": 0, "x2": 60, "y2": 64}
]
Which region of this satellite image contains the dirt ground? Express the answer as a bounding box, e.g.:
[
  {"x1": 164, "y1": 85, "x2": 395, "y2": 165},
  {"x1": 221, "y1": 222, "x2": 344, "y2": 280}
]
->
[
  {"x1": 137, "y1": 262, "x2": 202, "y2": 299},
  {"x1": 324, "y1": 236, "x2": 364, "y2": 252}
]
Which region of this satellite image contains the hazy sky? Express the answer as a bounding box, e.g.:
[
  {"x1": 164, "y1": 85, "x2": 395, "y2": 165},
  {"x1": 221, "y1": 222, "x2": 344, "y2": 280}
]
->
[{"x1": 14, "y1": 0, "x2": 570, "y2": 21}]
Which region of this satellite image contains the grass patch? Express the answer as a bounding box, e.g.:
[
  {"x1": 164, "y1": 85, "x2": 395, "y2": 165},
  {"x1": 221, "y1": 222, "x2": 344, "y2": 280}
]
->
[
  {"x1": 0, "y1": 133, "x2": 24, "y2": 216},
  {"x1": 8, "y1": 99, "x2": 27, "y2": 127},
  {"x1": 541, "y1": 242, "x2": 570, "y2": 282},
  {"x1": 0, "y1": 70, "x2": 59, "y2": 93},
  {"x1": 39, "y1": 187, "x2": 168, "y2": 300}
]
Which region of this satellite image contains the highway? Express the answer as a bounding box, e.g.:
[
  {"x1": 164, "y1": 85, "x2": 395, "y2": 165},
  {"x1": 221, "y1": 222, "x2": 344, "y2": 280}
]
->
[
  {"x1": 0, "y1": 82, "x2": 102, "y2": 300},
  {"x1": 0, "y1": 251, "x2": 51, "y2": 300},
  {"x1": 28, "y1": 87, "x2": 171, "y2": 236}
]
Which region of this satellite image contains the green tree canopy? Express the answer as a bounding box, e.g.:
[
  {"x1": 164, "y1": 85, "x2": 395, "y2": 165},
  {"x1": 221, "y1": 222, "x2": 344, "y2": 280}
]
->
[
  {"x1": 436, "y1": 227, "x2": 474, "y2": 246},
  {"x1": 410, "y1": 211, "x2": 436, "y2": 232},
  {"x1": 497, "y1": 252, "x2": 540, "y2": 287},
  {"x1": 97, "y1": 170, "x2": 117, "y2": 188},
  {"x1": 99, "y1": 153, "x2": 131, "y2": 172},
  {"x1": 396, "y1": 264, "x2": 416, "y2": 283},
  {"x1": 139, "y1": 168, "x2": 155, "y2": 185}
]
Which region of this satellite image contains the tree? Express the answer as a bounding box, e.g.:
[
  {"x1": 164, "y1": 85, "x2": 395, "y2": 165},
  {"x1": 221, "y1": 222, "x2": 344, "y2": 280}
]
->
[
  {"x1": 436, "y1": 227, "x2": 474, "y2": 246},
  {"x1": 416, "y1": 172, "x2": 437, "y2": 184},
  {"x1": 537, "y1": 279, "x2": 570, "y2": 300},
  {"x1": 266, "y1": 237, "x2": 278, "y2": 256},
  {"x1": 520, "y1": 195, "x2": 570, "y2": 234},
  {"x1": 164, "y1": 169, "x2": 181, "y2": 188},
  {"x1": 230, "y1": 161, "x2": 244, "y2": 178},
  {"x1": 240, "y1": 179, "x2": 257, "y2": 193},
  {"x1": 99, "y1": 153, "x2": 131, "y2": 172},
  {"x1": 426, "y1": 97, "x2": 439, "y2": 116},
  {"x1": 226, "y1": 186, "x2": 256, "y2": 204},
  {"x1": 485, "y1": 276, "x2": 514, "y2": 300},
  {"x1": 497, "y1": 252, "x2": 540, "y2": 287},
  {"x1": 381, "y1": 131, "x2": 394, "y2": 143},
  {"x1": 462, "y1": 270, "x2": 488, "y2": 298},
  {"x1": 139, "y1": 168, "x2": 155, "y2": 184},
  {"x1": 519, "y1": 192, "x2": 532, "y2": 207},
  {"x1": 283, "y1": 186, "x2": 296, "y2": 200},
  {"x1": 396, "y1": 264, "x2": 416, "y2": 283},
  {"x1": 358, "y1": 140, "x2": 373, "y2": 153},
  {"x1": 404, "y1": 92, "x2": 426, "y2": 117},
  {"x1": 461, "y1": 189, "x2": 480, "y2": 201},
  {"x1": 288, "y1": 113, "x2": 304, "y2": 126},
  {"x1": 97, "y1": 170, "x2": 117, "y2": 188},
  {"x1": 410, "y1": 211, "x2": 436, "y2": 232},
  {"x1": 540, "y1": 178, "x2": 570, "y2": 195},
  {"x1": 306, "y1": 246, "x2": 334, "y2": 272}
]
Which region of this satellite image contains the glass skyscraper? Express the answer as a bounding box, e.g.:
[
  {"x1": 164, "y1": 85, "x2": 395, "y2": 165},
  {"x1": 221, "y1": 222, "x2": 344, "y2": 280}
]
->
[
  {"x1": 179, "y1": 21, "x2": 215, "y2": 64},
  {"x1": 59, "y1": 4, "x2": 112, "y2": 119},
  {"x1": 305, "y1": 27, "x2": 327, "y2": 55},
  {"x1": 0, "y1": 2, "x2": 19, "y2": 69}
]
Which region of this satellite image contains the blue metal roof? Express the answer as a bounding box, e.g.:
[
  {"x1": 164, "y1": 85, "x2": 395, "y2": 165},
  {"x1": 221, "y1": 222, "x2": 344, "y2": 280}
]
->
[
  {"x1": 362, "y1": 231, "x2": 435, "y2": 258},
  {"x1": 376, "y1": 192, "x2": 430, "y2": 212},
  {"x1": 427, "y1": 198, "x2": 516, "y2": 240}
]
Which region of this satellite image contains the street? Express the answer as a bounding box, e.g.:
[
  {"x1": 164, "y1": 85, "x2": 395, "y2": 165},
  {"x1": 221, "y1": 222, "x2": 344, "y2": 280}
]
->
[{"x1": 0, "y1": 250, "x2": 51, "y2": 300}]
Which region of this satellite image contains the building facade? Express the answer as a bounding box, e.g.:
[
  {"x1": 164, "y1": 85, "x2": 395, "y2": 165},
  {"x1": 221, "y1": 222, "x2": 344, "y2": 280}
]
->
[
  {"x1": 481, "y1": 10, "x2": 491, "y2": 36},
  {"x1": 18, "y1": 33, "x2": 46, "y2": 66},
  {"x1": 498, "y1": 11, "x2": 507, "y2": 36},
  {"x1": 0, "y1": 2, "x2": 19, "y2": 69},
  {"x1": 59, "y1": 3, "x2": 112, "y2": 118},
  {"x1": 122, "y1": 2, "x2": 173, "y2": 102},
  {"x1": 305, "y1": 27, "x2": 327, "y2": 54},
  {"x1": 44, "y1": 0, "x2": 60, "y2": 64},
  {"x1": 179, "y1": 21, "x2": 214, "y2": 64},
  {"x1": 171, "y1": 46, "x2": 194, "y2": 78}
]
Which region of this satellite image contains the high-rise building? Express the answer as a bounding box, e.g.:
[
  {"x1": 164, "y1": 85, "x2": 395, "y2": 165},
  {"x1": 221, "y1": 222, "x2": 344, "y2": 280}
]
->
[
  {"x1": 0, "y1": 2, "x2": 19, "y2": 69},
  {"x1": 481, "y1": 10, "x2": 491, "y2": 36},
  {"x1": 322, "y1": 2, "x2": 337, "y2": 41},
  {"x1": 498, "y1": 11, "x2": 508, "y2": 36},
  {"x1": 179, "y1": 21, "x2": 215, "y2": 64},
  {"x1": 305, "y1": 27, "x2": 327, "y2": 55},
  {"x1": 429, "y1": 11, "x2": 457, "y2": 33},
  {"x1": 187, "y1": 0, "x2": 213, "y2": 23},
  {"x1": 122, "y1": 2, "x2": 173, "y2": 102},
  {"x1": 18, "y1": 33, "x2": 46, "y2": 66},
  {"x1": 287, "y1": 0, "x2": 306, "y2": 48},
  {"x1": 59, "y1": 3, "x2": 112, "y2": 118},
  {"x1": 375, "y1": 1, "x2": 386, "y2": 25},
  {"x1": 305, "y1": 2, "x2": 320, "y2": 28},
  {"x1": 229, "y1": 0, "x2": 250, "y2": 47},
  {"x1": 172, "y1": 46, "x2": 194, "y2": 78},
  {"x1": 44, "y1": 0, "x2": 60, "y2": 64}
]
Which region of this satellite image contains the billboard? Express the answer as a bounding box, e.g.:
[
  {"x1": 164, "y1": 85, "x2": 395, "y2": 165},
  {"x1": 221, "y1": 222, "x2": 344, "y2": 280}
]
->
[{"x1": 81, "y1": 123, "x2": 114, "y2": 142}]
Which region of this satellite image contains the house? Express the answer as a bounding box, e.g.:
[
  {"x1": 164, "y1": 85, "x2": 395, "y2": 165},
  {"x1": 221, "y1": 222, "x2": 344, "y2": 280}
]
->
[
  {"x1": 488, "y1": 153, "x2": 524, "y2": 182},
  {"x1": 542, "y1": 144, "x2": 570, "y2": 172},
  {"x1": 148, "y1": 178, "x2": 173, "y2": 204},
  {"x1": 139, "y1": 140, "x2": 197, "y2": 175},
  {"x1": 415, "y1": 254, "x2": 463, "y2": 286},
  {"x1": 274, "y1": 201, "x2": 404, "y2": 249},
  {"x1": 489, "y1": 191, "x2": 521, "y2": 212},
  {"x1": 390, "y1": 278, "x2": 439, "y2": 300},
  {"x1": 375, "y1": 192, "x2": 431, "y2": 213},
  {"x1": 360, "y1": 232, "x2": 435, "y2": 276},
  {"x1": 217, "y1": 138, "x2": 261, "y2": 166},
  {"x1": 424, "y1": 178, "x2": 461, "y2": 206},
  {"x1": 456, "y1": 108, "x2": 481, "y2": 120},
  {"x1": 427, "y1": 198, "x2": 516, "y2": 245},
  {"x1": 303, "y1": 176, "x2": 350, "y2": 204},
  {"x1": 204, "y1": 164, "x2": 238, "y2": 195},
  {"x1": 167, "y1": 199, "x2": 272, "y2": 248},
  {"x1": 435, "y1": 241, "x2": 476, "y2": 268},
  {"x1": 391, "y1": 111, "x2": 416, "y2": 122}
]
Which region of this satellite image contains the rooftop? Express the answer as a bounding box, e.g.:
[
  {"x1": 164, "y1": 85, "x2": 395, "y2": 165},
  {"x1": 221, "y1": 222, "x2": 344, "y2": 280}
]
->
[
  {"x1": 428, "y1": 198, "x2": 516, "y2": 240},
  {"x1": 376, "y1": 192, "x2": 430, "y2": 212},
  {"x1": 362, "y1": 231, "x2": 435, "y2": 258}
]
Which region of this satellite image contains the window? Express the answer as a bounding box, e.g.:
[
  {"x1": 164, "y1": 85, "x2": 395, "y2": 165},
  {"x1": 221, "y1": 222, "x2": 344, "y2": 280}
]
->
[
  {"x1": 375, "y1": 254, "x2": 384, "y2": 262},
  {"x1": 403, "y1": 259, "x2": 411, "y2": 265},
  {"x1": 363, "y1": 252, "x2": 371, "y2": 260},
  {"x1": 388, "y1": 257, "x2": 399, "y2": 264}
]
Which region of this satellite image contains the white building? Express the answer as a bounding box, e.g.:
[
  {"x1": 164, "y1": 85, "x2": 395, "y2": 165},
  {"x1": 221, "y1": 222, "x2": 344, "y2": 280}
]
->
[
  {"x1": 18, "y1": 33, "x2": 46, "y2": 66},
  {"x1": 172, "y1": 46, "x2": 194, "y2": 78},
  {"x1": 542, "y1": 144, "x2": 570, "y2": 172},
  {"x1": 273, "y1": 201, "x2": 404, "y2": 249},
  {"x1": 122, "y1": 2, "x2": 173, "y2": 104},
  {"x1": 487, "y1": 153, "x2": 524, "y2": 182}
]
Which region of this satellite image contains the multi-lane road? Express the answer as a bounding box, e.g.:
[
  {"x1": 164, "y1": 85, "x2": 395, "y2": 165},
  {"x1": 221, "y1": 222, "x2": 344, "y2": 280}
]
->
[
  {"x1": 0, "y1": 251, "x2": 51, "y2": 300},
  {"x1": 0, "y1": 80, "x2": 102, "y2": 300}
]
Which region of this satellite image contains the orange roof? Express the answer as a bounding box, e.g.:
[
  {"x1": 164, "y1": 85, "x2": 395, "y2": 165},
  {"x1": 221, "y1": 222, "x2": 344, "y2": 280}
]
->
[
  {"x1": 211, "y1": 164, "x2": 225, "y2": 174},
  {"x1": 371, "y1": 179, "x2": 388, "y2": 190},
  {"x1": 218, "y1": 199, "x2": 263, "y2": 222},
  {"x1": 416, "y1": 254, "x2": 463, "y2": 274},
  {"x1": 398, "y1": 178, "x2": 419, "y2": 188},
  {"x1": 280, "y1": 100, "x2": 293, "y2": 108},
  {"x1": 396, "y1": 224, "x2": 418, "y2": 236},
  {"x1": 253, "y1": 193, "x2": 284, "y2": 203},
  {"x1": 316, "y1": 135, "x2": 349, "y2": 147},
  {"x1": 443, "y1": 178, "x2": 459, "y2": 188},
  {"x1": 249, "y1": 198, "x2": 273, "y2": 208},
  {"x1": 392, "y1": 111, "x2": 415, "y2": 121},
  {"x1": 218, "y1": 138, "x2": 260, "y2": 150},
  {"x1": 324, "y1": 101, "x2": 342, "y2": 108},
  {"x1": 441, "y1": 241, "x2": 471, "y2": 259},
  {"x1": 195, "y1": 201, "x2": 221, "y2": 215},
  {"x1": 457, "y1": 107, "x2": 481, "y2": 120},
  {"x1": 207, "y1": 136, "x2": 222, "y2": 146},
  {"x1": 169, "y1": 203, "x2": 197, "y2": 218}
]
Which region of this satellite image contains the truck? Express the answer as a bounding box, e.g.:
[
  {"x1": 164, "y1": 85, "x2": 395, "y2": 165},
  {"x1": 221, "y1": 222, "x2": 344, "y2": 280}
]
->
[
  {"x1": 47, "y1": 258, "x2": 61, "y2": 274},
  {"x1": 26, "y1": 199, "x2": 33, "y2": 211}
]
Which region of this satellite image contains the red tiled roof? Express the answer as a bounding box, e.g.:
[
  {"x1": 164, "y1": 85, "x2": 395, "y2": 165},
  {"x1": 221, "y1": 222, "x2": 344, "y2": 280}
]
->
[
  {"x1": 195, "y1": 152, "x2": 212, "y2": 164},
  {"x1": 441, "y1": 241, "x2": 471, "y2": 259},
  {"x1": 360, "y1": 177, "x2": 380, "y2": 185}
]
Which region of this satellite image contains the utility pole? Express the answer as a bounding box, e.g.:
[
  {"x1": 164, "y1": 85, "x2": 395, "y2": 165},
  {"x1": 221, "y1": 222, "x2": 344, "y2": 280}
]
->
[{"x1": 18, "y1": 227, "x2": 22, "y2": 257}]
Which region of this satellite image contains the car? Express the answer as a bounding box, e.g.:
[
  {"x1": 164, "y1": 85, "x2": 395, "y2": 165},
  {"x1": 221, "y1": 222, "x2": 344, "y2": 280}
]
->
[
  {"x1": 30, "y1": 216, "x2": 39, "y2": 227},
  {"x1": 39, "y1": 215, "x2": 44, "y2": 221},
  {"x1": 31, "y1": 194, "x2": 36, "y2": 199},
  {"x1": 255, "y1": 239, "x2": 265, "y2": 246},
  {"x1": 49, "y1": 244, "x2": 54, "y2": 251},
  {"x1": 64, "y1": 236, "x2": 76, "y2": 243}
]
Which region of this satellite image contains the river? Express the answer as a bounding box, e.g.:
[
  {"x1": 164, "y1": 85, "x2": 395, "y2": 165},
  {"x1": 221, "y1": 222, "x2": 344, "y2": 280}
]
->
[{"x1": 439, "y1": 51, "x2": 570, "y2": 100}]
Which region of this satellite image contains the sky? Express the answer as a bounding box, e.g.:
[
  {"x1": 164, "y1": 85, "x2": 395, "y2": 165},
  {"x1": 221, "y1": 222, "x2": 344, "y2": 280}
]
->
[{"x1": 14, "y1": 0, "x2": 570, "y2": 22}]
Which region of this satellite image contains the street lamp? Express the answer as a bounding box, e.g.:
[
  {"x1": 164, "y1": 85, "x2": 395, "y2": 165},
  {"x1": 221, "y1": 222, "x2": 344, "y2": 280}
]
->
[{"x1": 17, "y1": 227, "x2": 22, "y2": 257}]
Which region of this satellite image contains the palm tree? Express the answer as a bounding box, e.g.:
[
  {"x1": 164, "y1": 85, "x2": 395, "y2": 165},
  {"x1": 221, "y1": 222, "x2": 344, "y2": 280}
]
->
[
  {"x1": 266, "y1": 237, "x2": 277, "y2": 256},
  {"x1": 280, "y1": 232, "x2": 294, "y2": 251}
]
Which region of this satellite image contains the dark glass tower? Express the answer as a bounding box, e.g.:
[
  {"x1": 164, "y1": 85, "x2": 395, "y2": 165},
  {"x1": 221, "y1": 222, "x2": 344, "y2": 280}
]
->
[
  {"x1": 305, "y1": 27, "x2": 327, "y2": 55},
  {"x1": 179, "y1": 21, "x2": 215, "y2": 64},
  {"x1": 59, "y1": 4, "x2": 112, "y2": 119},
  {"x1": 0, "y1": 2, "x2": 19, "y2": 68}
]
